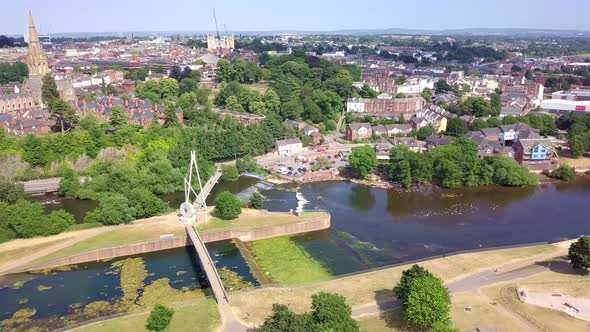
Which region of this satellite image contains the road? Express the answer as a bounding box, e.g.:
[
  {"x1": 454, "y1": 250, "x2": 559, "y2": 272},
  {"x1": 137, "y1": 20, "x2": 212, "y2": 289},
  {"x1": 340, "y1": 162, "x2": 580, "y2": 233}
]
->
[{"x1": 351, "y1": 249, "x2": 570, "y2": 319}]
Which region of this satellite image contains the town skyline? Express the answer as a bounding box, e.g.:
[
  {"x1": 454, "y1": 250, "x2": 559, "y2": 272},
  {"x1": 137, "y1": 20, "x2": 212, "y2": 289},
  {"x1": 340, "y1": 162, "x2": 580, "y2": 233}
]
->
[{"x1": 2, "y1": 0, "x2": 590, "y2": 35}]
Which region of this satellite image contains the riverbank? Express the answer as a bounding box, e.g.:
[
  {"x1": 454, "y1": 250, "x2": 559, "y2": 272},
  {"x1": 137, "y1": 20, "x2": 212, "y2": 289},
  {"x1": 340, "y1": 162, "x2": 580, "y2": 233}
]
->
[
  {"x1": 2, "y1": 209, "x2": 330, "y2": 273},
  {"x1": 229, "y1": 241, "x2": 568, "y2": 326}
]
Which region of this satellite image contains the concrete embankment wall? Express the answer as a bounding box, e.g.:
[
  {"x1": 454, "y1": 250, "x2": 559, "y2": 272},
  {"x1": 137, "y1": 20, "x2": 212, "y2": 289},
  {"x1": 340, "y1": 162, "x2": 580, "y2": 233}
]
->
[
  {"x1": 201, "y1": 216, "x2": 330, "y2": 243},
  {"x1": 26, "y1": 216, "x2": 330, "y2": 271}
]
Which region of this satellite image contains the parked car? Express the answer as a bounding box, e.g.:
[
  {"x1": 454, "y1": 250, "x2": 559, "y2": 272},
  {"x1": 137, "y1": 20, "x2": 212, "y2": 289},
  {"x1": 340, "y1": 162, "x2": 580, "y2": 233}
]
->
[{"x1": 288, "y1": 166, "x2": 294, "y2": 171}]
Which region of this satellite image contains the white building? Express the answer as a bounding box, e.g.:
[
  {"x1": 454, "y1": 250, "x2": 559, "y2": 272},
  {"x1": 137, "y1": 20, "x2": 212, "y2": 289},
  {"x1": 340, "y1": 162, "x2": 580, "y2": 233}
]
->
[
  {"x1": 540, "y1": 99, "x2": 590, "y2": 113},
  {"x1": 276, "y1": 138, "x2": 303, "y2": 156},
  {"x1": 346, "y1": 99, "x2": 365, "y2": 113}
]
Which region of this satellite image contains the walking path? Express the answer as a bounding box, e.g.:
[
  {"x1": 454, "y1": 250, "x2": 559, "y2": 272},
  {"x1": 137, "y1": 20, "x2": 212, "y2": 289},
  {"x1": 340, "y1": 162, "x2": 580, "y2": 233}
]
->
[
  {"x1": 0, "y1": 227, "x2": 111, "y2": 274},
  {"x1": 185, "y1": 225, "x2": 251, "y2": 332},
  {"x1": 351, "y1": 245, "x2": 570, "y2": 319}
]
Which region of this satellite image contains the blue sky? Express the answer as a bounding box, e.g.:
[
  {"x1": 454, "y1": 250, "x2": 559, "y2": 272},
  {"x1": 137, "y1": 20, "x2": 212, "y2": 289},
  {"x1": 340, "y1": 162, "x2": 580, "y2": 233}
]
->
[{"x1": 2, "y1": 0, "x2": 589, "y2": 35}]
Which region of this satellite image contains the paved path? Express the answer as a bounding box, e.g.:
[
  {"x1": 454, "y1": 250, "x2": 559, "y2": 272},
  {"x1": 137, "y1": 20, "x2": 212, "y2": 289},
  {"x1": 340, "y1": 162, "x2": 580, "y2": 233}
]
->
[
  {"x1": 351, "y1": 248, "x2": 570, "y2": 319},
  {"x1": 0, "y1": 227, "x2": 111, "y2": 274}
]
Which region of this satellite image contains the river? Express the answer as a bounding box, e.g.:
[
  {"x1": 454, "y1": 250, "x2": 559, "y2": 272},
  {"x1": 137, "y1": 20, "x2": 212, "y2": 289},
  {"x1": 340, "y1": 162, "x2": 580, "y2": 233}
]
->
[{"x1": 7, "y1": 175, "x2": 590, "y2": 329}]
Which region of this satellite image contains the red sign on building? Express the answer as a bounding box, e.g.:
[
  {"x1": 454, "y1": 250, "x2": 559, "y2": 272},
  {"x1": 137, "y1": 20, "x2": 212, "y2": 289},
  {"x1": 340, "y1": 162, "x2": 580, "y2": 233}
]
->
[{"x1": 575, "y1": 105, "x2": 587, "y2": 111}]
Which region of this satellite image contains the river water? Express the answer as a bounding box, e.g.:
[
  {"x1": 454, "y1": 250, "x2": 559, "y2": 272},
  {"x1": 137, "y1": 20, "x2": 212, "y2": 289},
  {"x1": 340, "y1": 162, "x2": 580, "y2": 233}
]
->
[{"x1": 6, "y1": 175, "x2": 590, "y2": 329}]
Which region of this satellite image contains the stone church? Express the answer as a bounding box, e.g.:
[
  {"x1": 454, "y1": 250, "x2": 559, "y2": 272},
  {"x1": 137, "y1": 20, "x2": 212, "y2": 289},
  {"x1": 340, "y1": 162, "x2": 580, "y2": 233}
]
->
[{"x1": 22, "y1": 12, "x2": 75, "y2": 108}]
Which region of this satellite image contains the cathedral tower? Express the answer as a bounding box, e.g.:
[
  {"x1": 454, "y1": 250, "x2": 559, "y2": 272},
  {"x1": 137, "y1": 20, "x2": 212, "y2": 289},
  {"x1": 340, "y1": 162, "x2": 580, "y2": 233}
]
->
[{"x1": 26, "y1": 11, "x2": 49, "y2": 78}]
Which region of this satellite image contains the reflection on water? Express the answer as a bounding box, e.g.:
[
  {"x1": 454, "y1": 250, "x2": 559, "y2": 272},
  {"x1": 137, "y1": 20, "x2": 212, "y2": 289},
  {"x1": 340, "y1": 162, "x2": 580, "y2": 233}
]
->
[{"x1": 0, "y1": 241, "x2": 254, "y2": 329}]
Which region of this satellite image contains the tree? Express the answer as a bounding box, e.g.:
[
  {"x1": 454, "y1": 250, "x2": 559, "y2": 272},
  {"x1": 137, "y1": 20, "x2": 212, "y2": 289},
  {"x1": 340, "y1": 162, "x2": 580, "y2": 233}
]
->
[
  {"x1": 169, "y1": 65, "x2": 182, "y2": 82},
  {"x1": 421, "y1": 88, "x2": 433, "y2": 102},
  {"x1": 490, "y1": 93, "x2": 502, "y2": 116},
  {"x1": 258, "y1": 304, "x2": 311, "y2": 332},
  {"x1": 221, "y1": 165, "x2": 240, "y2": 182},
  {"x1": 109, "y1": 106, "x2": 128, "y2": 127},
  {"x1": 394, "y1": 265, "x2": 435, "y2": 305},
  {"x1": 403, "y1": 275, "x2": 452, "y2": 331},
  {"x1": 22, "y1": 134, "x2": 47, "y2": 167},
  {"x1": 236, "y1": 155, "x2": 258, "y2": 173},
  {"x1": 359, "y1": 84, "x2": 378, "y2": 98},
  {"x1": 416, "y1": 125, "x2": 434, "y2": 140},
  {"x1": 163, "y1": 103, "x2": 179, "y2": 127},
  {"x1": 389, "y1": 147, "x2": 413, "y2": 188},
  {"x1": 127, "y1": 188, "x2": 168, "y2": 219},
  {"x1": 446, "y1": 118, "x2": 467, "y2": 137},
  {"x1": 41, "y1": 73, "x2": 59, "y2": 109},
  {"x1": 146, "y1": 304, "x2": 174, "y2": 332},
  {"x1": 525, "y1": 69, "x2": 533, "y2": 80},
  {"x1": 214, "y1": 191, "x2": 242, "y2": 220},
  {"x1": 263, "y1": 89, "x2": 281, "y2": 115},
  {"x1": 225, "y1": 95, "x2": 244, "y2": 112},
  {"x1": 311, "y1": 292, "x2": 359, "y2": 332},
  {"x1": 249, "y1": 191, "x2": 264, "y2": 209},
  {"x1": 51, "y1": 98, "x2": 78, "y2": 133},
  {"x1": 548, "y1": 165, "x2": 576, "y2": 182},
  {"x1": 179, "y1": 78, "x2": 199, "y2": 94},
  {"x1": 568, "y1": 237, "x2": 590, "y2": 272},
  {"x1": 0, "y1": 179, "x2": 25, "y2": 203},
  {"x1": 87, "y1": 194, "x2": 135, "y2": 225},
  {"x1": 349, "y1": 145, "x2": 377, "y2": 178},
  {"x1": 45, "y1": 210, "x2": 75, "y2": 234},
  {"x1": 216, "y1": 59, "x2": 235, "y2": 82},
  {"x1": 58, "y1": 169, "x2": 80, "y2": 199}
]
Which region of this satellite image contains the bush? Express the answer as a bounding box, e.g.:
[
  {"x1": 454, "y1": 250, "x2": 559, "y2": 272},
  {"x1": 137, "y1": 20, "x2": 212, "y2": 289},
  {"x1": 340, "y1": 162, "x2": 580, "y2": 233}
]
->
[
  {"x1": 5, "y1": 200, "x2": 75, "y2": 238},
  {"x1": 88, "y1": 193, "x2": 135, "y2": 225},
  {"x1": 0, "y1": 179, "x2": 25, "y2": 203},
  {"x1": 45, "y1": 210, "x2": 75, "y2": 234},
  {"x1": 221, "y1": 164, "x2": 240, "y2": 182},
  {"x1": 236, "y1": 155, "x2": 258, "y2": 173},
  {"x1": 145, "y1": 304, "x2": 174, "y2": 331},
  {"x1": 548, "y1": 165, "x2": 576, "y2": 182},
  {"x1": 249, "y1": 191, "x2": 264, "y2": 209},
  {"x1": 58, "y1": 169, "x2": 80, "y2": 199},
  {"x1": 214, "y1": 191, "x2": 242, "y2": 220},
  {"x1": 127, "y1": 188, "x2": 168, "y2": 219}
]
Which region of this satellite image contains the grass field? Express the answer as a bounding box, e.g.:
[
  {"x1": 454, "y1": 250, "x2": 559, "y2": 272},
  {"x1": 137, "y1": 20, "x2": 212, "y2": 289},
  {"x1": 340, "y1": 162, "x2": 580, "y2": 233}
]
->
[
  {"x1": 230, "y1": 243, "x2": 560, "y2": 325},
  {"x1": 357, "y1": 292, "x2": 530, "y2": 332},
  {"x1": 72, "y1": 298, "x2": 220, "y2": 332},
  {"x1": 29, "y1": 222, "x2": 185, "y2": 266},
  {"x1": 197, "y1": 210, "x2": 327, "y2": 232},
  {"x1": 247, "y1": 236, "x2": 333, "y2": 285}
]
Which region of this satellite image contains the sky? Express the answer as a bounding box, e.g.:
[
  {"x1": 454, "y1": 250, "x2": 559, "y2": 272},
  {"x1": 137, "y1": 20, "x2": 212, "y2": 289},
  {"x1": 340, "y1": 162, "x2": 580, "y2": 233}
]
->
[{"x1": 1, "y1": 0, "x2": 590, "y2": 35}]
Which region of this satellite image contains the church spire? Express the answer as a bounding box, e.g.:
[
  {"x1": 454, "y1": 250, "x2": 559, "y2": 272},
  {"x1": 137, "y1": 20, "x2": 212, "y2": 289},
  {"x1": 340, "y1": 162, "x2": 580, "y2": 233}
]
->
[{"x1": 27, "y1": 11, "x2": 49, "y2": 77}]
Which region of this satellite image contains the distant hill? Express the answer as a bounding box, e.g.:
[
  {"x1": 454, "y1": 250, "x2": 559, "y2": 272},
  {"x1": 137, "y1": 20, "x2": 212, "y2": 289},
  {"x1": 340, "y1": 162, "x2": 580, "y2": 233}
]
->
[{"x1": 7, "y1": 28, "x2": 590, "y2": 39}]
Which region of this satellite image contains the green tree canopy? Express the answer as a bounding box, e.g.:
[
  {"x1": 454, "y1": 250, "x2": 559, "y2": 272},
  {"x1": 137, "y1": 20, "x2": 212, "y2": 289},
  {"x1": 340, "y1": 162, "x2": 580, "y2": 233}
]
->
[
  {"x1": 349, "y1": 145, "x2": 377, "y2": 179},
  {"x1": 568, "y1": 237, "x2": 590, "y2": 271},
  {"x1": 214, "y1": 191, "x2": 242, "y2": 220},
  {"x1": 145, "y1": 304, "x2": 174, "y2": 332}
]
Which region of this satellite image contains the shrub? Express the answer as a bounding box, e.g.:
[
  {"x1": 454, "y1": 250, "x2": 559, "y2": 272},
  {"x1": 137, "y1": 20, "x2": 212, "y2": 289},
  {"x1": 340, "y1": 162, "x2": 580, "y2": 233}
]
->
[
  {"x1": 221, "y1": 164, "x2": 240, "y2": 182},
  {"x1": 0, "y1": 179, "x2": 25, "y2": 203},
  {"x1": 568, "y1": 237, "x2": 590, "y2": 272},
  {"x1": 549, "y1": 165, "x2": 576, "y2": 182},
  {"x1": 45, "y1": 210, "x2": 75, "y2": 234},
  {"x1": 127, "y1": 188, "x2": 168, "y2": 219},
  {"x1": 145, "y1": 304, "x2": 174, "y2": 331},
  {"x1": 89, "y1": 193, "x2": 135, "y2": 225},
  {"x1": 236, "y1": 155, "x2": 258, "y2": 173},
  {"x1": 214, "y1": 191, "x2": 242, "y2": 220},
  {"x1": 249, "y1": 191, "x2": 264, "y2": 209}
]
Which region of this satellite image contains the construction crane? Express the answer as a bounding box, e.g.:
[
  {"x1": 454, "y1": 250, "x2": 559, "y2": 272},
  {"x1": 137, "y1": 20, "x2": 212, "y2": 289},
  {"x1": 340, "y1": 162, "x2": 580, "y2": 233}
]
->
[{"x1": 213, "y1": 9, "x2": 221, "y2": 40}]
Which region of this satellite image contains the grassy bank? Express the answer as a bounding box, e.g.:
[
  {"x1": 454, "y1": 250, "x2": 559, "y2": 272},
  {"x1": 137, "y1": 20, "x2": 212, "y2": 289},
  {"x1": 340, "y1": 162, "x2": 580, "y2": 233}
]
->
[
  {"x1": 357, "y1": 292, "x2": 531, "y2": 332},
  {"x1": 230, "y1": 243, "x2": 560, "y2": 326},
  {"x1": 71, "y1": 298, "x2": 220, "y2": 332},
  {"x1": 247, "y1": 236, "x2": 333, "y2": 285},
  {"x1": 482, "y1": 259, "x2": 590, "y2": 332},
  {"x1": 28, "y1": 221, "x2": 185, "y2": 266},
  {"x1": 197, "y1": 209, "x2": 328, "y2": 232},
  {"x1": 0, "y1": 239, "x2": 65, "y2": 268}
]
